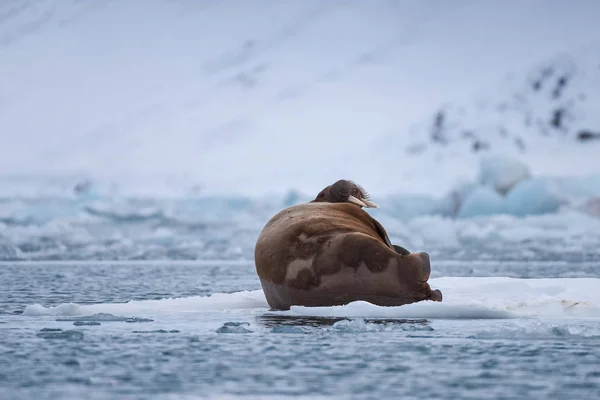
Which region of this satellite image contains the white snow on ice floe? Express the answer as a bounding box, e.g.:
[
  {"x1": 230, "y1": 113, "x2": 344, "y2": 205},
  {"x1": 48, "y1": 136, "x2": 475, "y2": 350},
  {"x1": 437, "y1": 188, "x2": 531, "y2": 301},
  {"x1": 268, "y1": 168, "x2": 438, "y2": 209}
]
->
[
  {"x1": 22, "y1": 290, "x2": 268, "y2": 316},
  {"x1": 22, "y1": 277, "x2": 600, "y2": 320},
  {"x1": 288, "y1": 277, "x2": 600, "y2": 319}
]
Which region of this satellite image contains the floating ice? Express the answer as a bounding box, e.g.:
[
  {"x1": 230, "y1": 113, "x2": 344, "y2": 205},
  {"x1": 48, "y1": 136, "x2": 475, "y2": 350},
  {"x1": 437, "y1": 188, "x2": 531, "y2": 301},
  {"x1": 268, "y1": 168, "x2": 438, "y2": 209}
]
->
[
  {"x1": 56, "y1": 313, "x2": 152, "y2": 322},
  {"x1": 457, "y1": 186, "x2": 506, "y2": 218},
  {"x1": 216, "y1": 322, "x2": 252, "y2": 334},
  {"x1": 21, "y1": 277, "x2": 600, "y2": 321},
  {"x1": 467, "y1": 320, "x2": 600, "y2": 339},
  {"x1": 83, "y1": 203, "x2": 164, "y2": 223},
  {"x1": 478, "y1": 155, "x2": 531, "y2": 195},
  {"x1": 288, "y1": 277, "x2": 600, "y2": 320},
  {"x1": 22, "y1": 290, "x2": 268, "y2": 316},
  {"x1": 433, "y1": 155, "x2": 600, "y2": 219},
  {"x1": 330, "y1": 318, "x2": 434, "y2": 333},
  {"x1": 505, "y1": 178, "x2": 565, "y2": 216},
  {"x1": 434, "y1": 180, "x2": 479, "y2": 218},
  {"x1": 456, "y1": 177, "x2": 566, "y2": 218},
  {"x1": 36, "y1": 328, "x2": 84, "y2": 340},
  {"x1": 291, "y1": 300, "x2": 513, "y2": 320},
  {"x1": 72, "y1": 321, "x2": 101, "y2": 326}
]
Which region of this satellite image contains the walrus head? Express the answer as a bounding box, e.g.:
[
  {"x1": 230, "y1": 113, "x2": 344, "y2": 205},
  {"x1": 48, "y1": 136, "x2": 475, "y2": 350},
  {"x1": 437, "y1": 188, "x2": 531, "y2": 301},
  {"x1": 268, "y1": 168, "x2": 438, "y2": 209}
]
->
[{"x1": 312, "y1": 179, "x2": 379, "y2": 208}]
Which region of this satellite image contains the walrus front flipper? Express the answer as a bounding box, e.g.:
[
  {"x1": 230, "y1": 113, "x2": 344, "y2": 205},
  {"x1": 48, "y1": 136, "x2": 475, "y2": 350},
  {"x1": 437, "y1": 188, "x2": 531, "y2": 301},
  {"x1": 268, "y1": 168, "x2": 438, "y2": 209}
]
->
[
  {"x1": 393, "y1": 244, "x2": 411, "y2": 256},
  {"x1": 371, "y1": 217, "x2": 411, "y2": 255},
  {"x1": 370, "y1": 217, "x2": 394, "y2": 249}
]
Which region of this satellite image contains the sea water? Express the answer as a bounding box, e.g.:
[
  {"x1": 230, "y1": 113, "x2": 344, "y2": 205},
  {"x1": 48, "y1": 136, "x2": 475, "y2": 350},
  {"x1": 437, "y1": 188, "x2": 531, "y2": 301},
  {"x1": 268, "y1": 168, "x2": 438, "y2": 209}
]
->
[
  {"x1": 1, "y1": 194, "x2": 600, "y2": 399},
  {"x1": 1, "y1": 260, "x2": 599, "y2": 400}
]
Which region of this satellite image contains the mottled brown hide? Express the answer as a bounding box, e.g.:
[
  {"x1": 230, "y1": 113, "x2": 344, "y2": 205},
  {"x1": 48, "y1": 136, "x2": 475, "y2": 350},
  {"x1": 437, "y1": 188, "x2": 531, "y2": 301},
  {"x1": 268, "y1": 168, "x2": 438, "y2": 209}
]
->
[{"x1": 254, "y1": 202, "x2": 442, "y2": 310}]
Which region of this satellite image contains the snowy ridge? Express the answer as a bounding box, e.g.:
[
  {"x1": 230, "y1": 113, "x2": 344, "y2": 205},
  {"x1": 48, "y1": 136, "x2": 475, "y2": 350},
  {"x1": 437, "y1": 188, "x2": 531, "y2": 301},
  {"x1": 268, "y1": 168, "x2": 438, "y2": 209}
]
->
[
  {"x1": 22, "y1": 277, "x2": 600, "y2": 320},
  {"x1": 365, "y1": 43, "x2": 600, "y2": 196},
  {"x1": 406, "y1": 46, "x2": 600, "y2": 153},
  {"x1": 2, "y1": 1, "x2": 600, "y2": 197}
]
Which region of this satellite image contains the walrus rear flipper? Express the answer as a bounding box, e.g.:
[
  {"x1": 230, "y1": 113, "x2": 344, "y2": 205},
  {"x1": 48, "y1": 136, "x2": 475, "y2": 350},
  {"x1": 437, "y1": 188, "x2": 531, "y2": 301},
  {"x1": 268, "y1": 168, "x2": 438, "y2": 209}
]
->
[{"x1": 429, "y1": 289, "x2": 443, "y2": 302}]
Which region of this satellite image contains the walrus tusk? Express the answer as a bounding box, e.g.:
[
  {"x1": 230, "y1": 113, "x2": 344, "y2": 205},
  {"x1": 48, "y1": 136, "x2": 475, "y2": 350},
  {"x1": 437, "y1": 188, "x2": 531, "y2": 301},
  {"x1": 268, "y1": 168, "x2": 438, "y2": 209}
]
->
[
  {"x1": 361, "y1": 199, "x2": 379, "y2": 208},
  {"x1": 347, "y1": 195, "x2": 367, "y2": 207},
  {"x1": 348, "y1": 195, "x2": 379, "y2": 208}
]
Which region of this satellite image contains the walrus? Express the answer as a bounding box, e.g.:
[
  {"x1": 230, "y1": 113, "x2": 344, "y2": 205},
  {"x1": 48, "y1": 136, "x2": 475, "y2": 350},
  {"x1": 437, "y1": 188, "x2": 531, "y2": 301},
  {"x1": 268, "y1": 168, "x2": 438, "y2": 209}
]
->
[{"x1": 254, "y1": 179, "x2": 443, "y2": 310}]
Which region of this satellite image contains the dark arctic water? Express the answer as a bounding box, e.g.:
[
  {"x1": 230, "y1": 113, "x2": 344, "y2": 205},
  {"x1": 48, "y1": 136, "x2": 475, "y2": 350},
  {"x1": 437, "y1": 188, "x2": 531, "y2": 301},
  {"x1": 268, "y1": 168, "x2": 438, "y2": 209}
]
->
[
  {"x1": 1, "y1": 195, "x2": 599, "y2": 399},
  {"x1": 1, "y1": 261, "x2": 600, "y2": 400}
]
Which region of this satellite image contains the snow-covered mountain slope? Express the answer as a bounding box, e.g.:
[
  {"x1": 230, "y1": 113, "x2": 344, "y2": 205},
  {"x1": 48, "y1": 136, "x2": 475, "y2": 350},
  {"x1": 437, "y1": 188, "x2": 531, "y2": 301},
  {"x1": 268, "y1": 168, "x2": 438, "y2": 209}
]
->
[
  {"x1": 1, "y1": 0, "x2": 600, "y2": 197},
  {"x1": 365, "y1": 45, "x2": 600, "y2": 196}
]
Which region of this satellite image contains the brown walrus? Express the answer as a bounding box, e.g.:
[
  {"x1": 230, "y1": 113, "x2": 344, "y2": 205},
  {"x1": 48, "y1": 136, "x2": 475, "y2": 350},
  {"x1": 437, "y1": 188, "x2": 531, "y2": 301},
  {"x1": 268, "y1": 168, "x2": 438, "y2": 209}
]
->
[{"x1": 254, "y1": 179, "x2": 443, "y2": 310}]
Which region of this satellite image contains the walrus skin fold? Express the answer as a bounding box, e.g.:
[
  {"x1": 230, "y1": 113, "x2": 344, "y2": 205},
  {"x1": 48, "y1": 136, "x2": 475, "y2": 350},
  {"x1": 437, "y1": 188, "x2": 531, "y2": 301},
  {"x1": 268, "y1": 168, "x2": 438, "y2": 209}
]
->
[{"x1": 254, "y1": 180, "x2": 443, "y2": 310}]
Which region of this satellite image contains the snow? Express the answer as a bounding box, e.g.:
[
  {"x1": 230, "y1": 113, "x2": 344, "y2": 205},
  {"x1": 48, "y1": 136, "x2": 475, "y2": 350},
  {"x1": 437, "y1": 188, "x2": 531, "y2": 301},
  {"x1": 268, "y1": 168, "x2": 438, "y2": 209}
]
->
[
  {"x1": 454, "y1": 175, "x2": 566, "y2": 218},
  {"x1": 1, "y1": 1, "x2": 600, "y2": 198},
  {"x1": 478, "y1": 155, "x2": 531, "y2": 195},
  {"x1": 22, "y1": 277, "x2": 600, "y2": 321},
  {"x1": 22, "y1": 289, "x2": 267, "y2": 317},
  {"x1": 457, "y1": 186, "x2": 506, "y2": 219},
  {"x1": 417, "y1": 154, "x2": 600, "y2": 219},
  {"x1": 504, "y1": 178, "x2": 566, "y2": 217},
  {"x1": 289, "y1": 277, "x2": 600, "y2": 319},
  {"x1": 3, "y1": 155, "x2": 600, "y2": 261}
]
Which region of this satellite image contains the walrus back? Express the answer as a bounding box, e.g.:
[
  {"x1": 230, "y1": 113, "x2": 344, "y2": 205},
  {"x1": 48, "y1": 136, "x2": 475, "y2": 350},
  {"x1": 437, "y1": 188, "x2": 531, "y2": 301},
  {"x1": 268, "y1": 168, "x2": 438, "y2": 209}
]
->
[
  {"x1": 253, "y1": 190, "x2": 443, "y2": 310},
  {"x1": 255, "y1": 203, "x2": 378, "y2": 278}
]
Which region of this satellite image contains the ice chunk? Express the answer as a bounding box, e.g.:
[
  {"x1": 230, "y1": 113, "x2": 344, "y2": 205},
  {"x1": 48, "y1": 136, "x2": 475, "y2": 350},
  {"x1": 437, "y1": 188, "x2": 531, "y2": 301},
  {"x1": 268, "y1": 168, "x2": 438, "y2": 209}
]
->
[
  {"x1": 83, "y1": 203, "x2": 164, "y2": 222},
  {"x1": 330, "y1": 318, "x2": 433, "y2": 333},
  {"x1": 55, "y1": 313, "x2": 152, "y2": 322},
  {"x1": 468, "y1": 320, "x2": 600, "y2": 339},
  {"x1": 73, "y1": 321, "x2": 101, "y2": 326},
  {"x1": 36, "y1": 328, "x2": 84, "y2": 340},
  {"x1": 125, "y1": 317, "x2": 154, "y2": 323},
  {"x1": 288, "y1": 277, "x2": 600, "y2": 320},
  {"x1": 25, "y1": 303, "x2": 81, "y2": 316},
  {"x1": 457, "y1": 186, "x2": 507, "y2": 218},
  {"x1": 332, "y1": 318, "x2": 372, "y2": 332},
  {"x1": 216, "y1": 322, "x2": 252, "y2": 333},
  {"x1": 478, "y1": 155, "x2": 531, "y2": 195},
  {"x1": 291, "y1": 300, "x2": 513, "y2": 319},
  {"x1": 441, "y1": 155, "x2": 537, "y2": 218},
  {"x1": 434, "y1": 180, "x2": 479, "y2": 217},
  {"x1": 505, "y1": 178, "x2": 565, "y2": 216},
  {"x1": 582, "y1": 198, "x2": 600, "y2": 217},
  {"x1": 457, "y1": 178, "x2": 567, "y2": 218},
  {"x1": 376, "y1": 194, "x2": 440, "y2": 220},
  {"x1": 23, "y1": 290, "x2": 268, "y2": 316}
]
